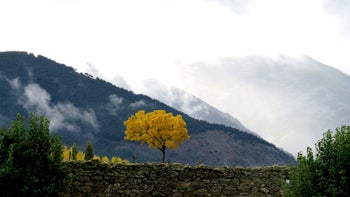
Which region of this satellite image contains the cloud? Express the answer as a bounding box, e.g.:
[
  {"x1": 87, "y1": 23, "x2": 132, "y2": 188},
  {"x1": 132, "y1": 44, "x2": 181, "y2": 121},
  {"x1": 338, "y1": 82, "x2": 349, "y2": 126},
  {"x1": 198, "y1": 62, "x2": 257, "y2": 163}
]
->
[
  {"x1": 137, "y1": 78, "x2": 253, "y2": 134},
  {"x1": 139, "y1": 79, "x2": 173, "y2": 103},
  {"x1": 177, "y1": 55, "x2": 350, "y2": 155},
  {"x1": 85, "y1": 63, "x2": 100, "y2": 78},
  {"x1": 139, "y1": 79, "x2": 208, "y2": 115},
  {"x1": 8, "y1": 77, "x2": 21, "y2": 90},
  {"x1": 111, "y1": 74, "x2": 131, "y2": 90},
  {"x1": 0, "y1": 74, "x2": 21, "y2": 90},
  {"x1": 323, "y1": 0, "x2": 350, "y2": 35},
  {"x1": 107, "y1": 94, "x2": 124, "y2": 114},
  {"x1": 207, "y1": 0, "x2": 252, "y2": 14},
  {"x1": 20, "y1": 83, "x2": 99, "y2": 132},
  {"x1": 82, "y1": 63, "x2": 131, "y2": 90},
  {"x1": 129, "y1": 100, "x2": 147, "y2": 109},
  {"x1": 3, "y1": 0, "x2": 350, "y2": 156}
]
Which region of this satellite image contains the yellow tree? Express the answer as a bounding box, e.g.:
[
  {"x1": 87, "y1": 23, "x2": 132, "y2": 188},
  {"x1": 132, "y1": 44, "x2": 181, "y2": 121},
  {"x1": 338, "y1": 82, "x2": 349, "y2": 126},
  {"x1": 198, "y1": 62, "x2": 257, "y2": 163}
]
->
[
  {"x1": 111, "y1": 157, "x2": 123, "y2": 163},
  {"x1": 62, "y1": 146, "x2": 71, "y2": 161},
  {"x1": 76, "y1": 151, "x2": 85, "y2": 161},
  {"x1": 124, "y1": 110, "x2": 190, "y2": 163},
  {"x1": 101, "y1": 156, "x2": 110, "y2": 163}
]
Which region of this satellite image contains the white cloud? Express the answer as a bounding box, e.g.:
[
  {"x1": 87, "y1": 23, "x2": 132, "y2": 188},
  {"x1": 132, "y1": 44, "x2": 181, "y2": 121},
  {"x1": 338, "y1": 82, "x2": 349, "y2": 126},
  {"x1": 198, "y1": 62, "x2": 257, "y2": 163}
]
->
[
  {"x1": 129, "y1": 100, "x2": 147, "y2": 109},
  {"x1": 107, "y1": 94, "x2": 124, "y2": 114},
  {"x1": 323, "y1": 0, "x2": 350, "y2": 35},
  {"x1": 207, "y1": 0, "x2": 252, "y2": 14},
  {"x1": 3, "y1": 0, "x2": 350, "y2": 81},
  {"x1": 20, "y1": 83, "x2": 99, "y2": 132},
  {"x1": 2, "y1": 0, "x2": 350, "y2": 155},
  {"x1": 0, "y1": 74, "x2": 21, "y2": 90},
  {"x1": 140, "y1": 79, "x2": 209, "y2": 116},
  {"x1": 8, "y1": 77, "x2": 21, "y2": 90},
  {"x1": 176, "y1": 55, "x2": 350, "y2": 155}
]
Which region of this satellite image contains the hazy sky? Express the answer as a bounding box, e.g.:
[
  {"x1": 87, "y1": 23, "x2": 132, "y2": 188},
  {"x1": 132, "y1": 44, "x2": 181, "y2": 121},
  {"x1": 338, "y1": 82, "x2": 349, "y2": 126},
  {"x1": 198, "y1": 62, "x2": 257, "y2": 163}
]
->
[{"x1": 1, "y1": 0, "x2": 350, "y2": 154}]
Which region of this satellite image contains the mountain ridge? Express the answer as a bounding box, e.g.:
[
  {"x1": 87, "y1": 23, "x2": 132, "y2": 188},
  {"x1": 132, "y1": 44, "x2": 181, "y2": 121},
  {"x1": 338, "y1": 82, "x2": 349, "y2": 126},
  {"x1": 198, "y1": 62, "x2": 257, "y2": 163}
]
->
[
  {"x1": 137, "y1": 81, "x2": 258, "y2": 136},
  {"x1": 179, "y1": 55, "x2": 350, "y2": 154},
  {"x1": 0, "y1": 51, "x2": 296, "y2": 166}
]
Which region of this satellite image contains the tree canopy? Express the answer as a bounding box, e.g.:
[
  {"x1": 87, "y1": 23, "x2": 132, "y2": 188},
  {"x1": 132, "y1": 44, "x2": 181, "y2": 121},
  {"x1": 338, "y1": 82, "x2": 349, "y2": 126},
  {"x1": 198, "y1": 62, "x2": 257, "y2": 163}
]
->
[
  {"x1": 124, "y1": 110, "x2": 190, "y2": 162},
  {"x1": 284, "y1": 125, "x2": 350, "y2": 197},
  {"x1": 0, "y1": 113, "x2": 69, "y2": 196}
]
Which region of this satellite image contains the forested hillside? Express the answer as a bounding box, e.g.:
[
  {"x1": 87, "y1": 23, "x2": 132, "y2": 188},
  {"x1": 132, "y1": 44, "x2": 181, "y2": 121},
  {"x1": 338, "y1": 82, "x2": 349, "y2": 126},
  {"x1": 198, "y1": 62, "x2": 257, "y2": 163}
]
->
[{"x1": 0, "y1": 51, "x2": 296, "y2": 166}]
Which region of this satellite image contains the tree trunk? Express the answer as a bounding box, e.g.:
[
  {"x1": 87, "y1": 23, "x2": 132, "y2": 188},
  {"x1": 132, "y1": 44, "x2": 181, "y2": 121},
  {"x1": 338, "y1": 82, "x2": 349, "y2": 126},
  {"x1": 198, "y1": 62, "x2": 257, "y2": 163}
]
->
[{"x1": 161, "y1": 146, "x2": 166, "y2": 163}]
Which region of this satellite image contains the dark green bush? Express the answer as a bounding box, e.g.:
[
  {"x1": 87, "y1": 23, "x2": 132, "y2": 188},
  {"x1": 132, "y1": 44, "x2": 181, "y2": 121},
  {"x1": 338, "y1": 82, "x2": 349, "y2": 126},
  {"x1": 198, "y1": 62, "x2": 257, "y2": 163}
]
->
[
  {"x1": 284, "y1": 126, "x2": 350, "y2": 197},
  {"x1": 85, "y1": 141, "x2": 94, "y2": 160},
  {"x1": 0, "y1": 113, "x2": 69, "y2": 196}
]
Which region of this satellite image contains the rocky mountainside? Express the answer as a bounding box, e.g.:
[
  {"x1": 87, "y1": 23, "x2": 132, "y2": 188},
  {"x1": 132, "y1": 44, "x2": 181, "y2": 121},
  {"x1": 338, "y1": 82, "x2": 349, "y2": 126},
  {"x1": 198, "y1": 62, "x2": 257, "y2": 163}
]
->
[{"x1": 0, "y1": 51, "x2": 296, "y2": 166}]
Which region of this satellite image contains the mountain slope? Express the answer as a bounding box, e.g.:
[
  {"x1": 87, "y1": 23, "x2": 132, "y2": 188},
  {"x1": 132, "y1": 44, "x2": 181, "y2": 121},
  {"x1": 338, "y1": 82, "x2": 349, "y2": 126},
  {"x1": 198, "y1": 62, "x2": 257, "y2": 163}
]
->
[
  {"x1": 138, "y1": 80, "x2": 256, "y2": 135},
  {"x1": 179, "y1": 55, "x2": 350, "y2": 155},
  {"x1": 0, "y1": 51, "x2": 296, "y2": 166}
]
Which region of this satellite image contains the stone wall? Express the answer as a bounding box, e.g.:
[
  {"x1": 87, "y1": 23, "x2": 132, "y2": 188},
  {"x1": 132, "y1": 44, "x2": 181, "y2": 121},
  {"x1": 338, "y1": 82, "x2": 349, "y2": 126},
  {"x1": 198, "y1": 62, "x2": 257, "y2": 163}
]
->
[{"x1": 62, "y1": 160, "x2": 290, "y2": 197}]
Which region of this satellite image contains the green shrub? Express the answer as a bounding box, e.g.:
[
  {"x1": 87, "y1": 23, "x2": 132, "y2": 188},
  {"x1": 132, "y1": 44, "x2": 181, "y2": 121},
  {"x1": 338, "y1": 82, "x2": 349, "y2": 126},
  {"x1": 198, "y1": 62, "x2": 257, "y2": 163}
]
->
[
  {"x1": 84, "y1": 141, "x2": 94, "y2": 160},
  {"x1": 284, "y1": 126, "x2": 350, "y2": 197},
  {"x1": 0, "y1": 113, "x2": 69, "y2": 196}
]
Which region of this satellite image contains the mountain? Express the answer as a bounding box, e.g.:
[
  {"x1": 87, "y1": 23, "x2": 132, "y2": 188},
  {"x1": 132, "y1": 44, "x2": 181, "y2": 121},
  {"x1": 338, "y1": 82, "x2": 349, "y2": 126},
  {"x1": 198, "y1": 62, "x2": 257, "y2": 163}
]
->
[
  {"x1": 0, "y1": 51, "x2": 296, "y2": 166},
  {"x1": 179, "y1": 55, "x2": 350, "y2": 155},
  {"x1": 138, "y1": 81, "x2": 257, "y2": 135}
]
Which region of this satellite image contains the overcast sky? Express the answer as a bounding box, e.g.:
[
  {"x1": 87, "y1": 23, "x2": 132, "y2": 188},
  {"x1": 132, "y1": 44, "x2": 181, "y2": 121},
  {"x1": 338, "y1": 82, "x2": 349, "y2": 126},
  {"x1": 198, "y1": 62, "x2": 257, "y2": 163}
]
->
[{"x1": 1, "y1": 0, "x2": 350, "y2": 155}]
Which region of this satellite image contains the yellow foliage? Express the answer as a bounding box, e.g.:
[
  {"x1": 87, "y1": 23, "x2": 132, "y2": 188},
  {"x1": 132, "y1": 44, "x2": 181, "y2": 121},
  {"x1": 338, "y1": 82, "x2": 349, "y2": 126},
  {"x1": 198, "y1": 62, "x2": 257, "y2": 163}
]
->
[
  {"x1": 101, "y1": 156, "x2": 109, "y2": 163},
  {"x1": 76, "y1": 151, "x2": 85, "y2": 161},
  {"x1": 62, "y1": 146, "x2": 71, "y2": 161},
  {"x1": 93, "y1": 155, "x2": 101, "y2": 160},
  {"x1": 111, "y1": 157, "x2": 130, "y2": 163},
  {"x1": 62, "y1": 145, "x2": 128, "y2": 164},
  {"x1": 111, "y1": 156, "x2": 122, "y2": 163},
  {"x1": 124, "y1": 110, "x2": 190, "y2": 150}
]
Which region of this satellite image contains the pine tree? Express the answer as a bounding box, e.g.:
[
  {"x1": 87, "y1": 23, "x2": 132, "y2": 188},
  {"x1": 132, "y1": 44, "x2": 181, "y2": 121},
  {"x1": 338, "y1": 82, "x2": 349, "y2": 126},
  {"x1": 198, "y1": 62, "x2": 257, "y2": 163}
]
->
[
  {"x1": 84, "y1": 142, "x2": 94, "y2": 160},
  {"x1": 71, "y1": 144, "x2": 78, "y2": 160}
]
